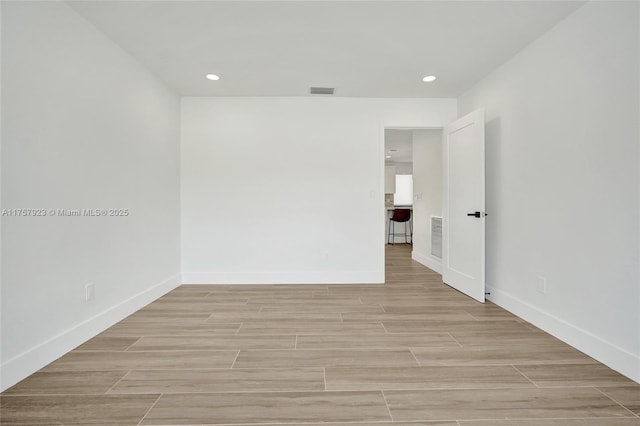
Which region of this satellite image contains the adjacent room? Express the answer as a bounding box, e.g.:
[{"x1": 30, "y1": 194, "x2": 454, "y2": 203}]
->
[{"x1": 1, "y1": 1, "x2": 639, "y2": 424}]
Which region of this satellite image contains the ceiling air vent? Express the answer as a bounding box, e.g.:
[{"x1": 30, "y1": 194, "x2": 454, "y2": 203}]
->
[{"x1": 309, "y1": 87, "x2": 334, "y2": 95}]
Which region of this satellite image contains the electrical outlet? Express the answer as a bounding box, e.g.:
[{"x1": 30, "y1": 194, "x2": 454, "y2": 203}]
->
[
  {"x1": 536, "y1": 276, "x2": 547, "y2": 294},
  {"x1": 85, "y1": 282, "x2": 95, "y2": 301}
]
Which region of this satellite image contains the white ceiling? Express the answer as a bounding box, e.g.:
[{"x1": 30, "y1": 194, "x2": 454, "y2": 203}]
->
[{"x1": 68, "y1": 1, "x2": 583, "y2": 98}]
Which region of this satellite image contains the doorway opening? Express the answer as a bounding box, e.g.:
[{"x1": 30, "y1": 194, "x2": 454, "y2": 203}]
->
[{"x1": 383, "y1": 128, "x2": 444, "y2": 279}]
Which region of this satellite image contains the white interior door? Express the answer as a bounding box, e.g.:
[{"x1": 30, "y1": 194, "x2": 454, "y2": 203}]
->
[{"x1": 442, "y1": 109, "x2": 486, "y2": 302}]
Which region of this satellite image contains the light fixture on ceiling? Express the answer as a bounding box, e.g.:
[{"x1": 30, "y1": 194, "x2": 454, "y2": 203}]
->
[
  {"x1": 205, "y1": 73, "x2": 220, "y2": 81},
  {"x1": 385, "y1": 155, "x2": 392, "y2": 159},
  {"x1": 422, "y1": 75, "x2": 437, "y2": 82}
]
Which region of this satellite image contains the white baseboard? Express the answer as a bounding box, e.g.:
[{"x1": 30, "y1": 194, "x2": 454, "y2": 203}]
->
[
  {"x1": 411, "y1": 251, "x2": 443, "y2": 274},
  {"x1": 182, "y1": 271, "x2": 383, "y2": 284},
  {"x1": 487, "y1": 284, "x2": 640, "y2": 384},
  {"x1": 0, "y1": 274, "x2": 181, "y2": 392}
]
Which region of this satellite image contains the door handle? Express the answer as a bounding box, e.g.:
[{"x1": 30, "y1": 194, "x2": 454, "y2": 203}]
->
[{"x1": 467, "y1": 211, "x2": 484, "y2": 218}]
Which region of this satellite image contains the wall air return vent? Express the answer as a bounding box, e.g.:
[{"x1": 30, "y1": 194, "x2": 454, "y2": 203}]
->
[
  {"x1": 431, "y1": 216, "x2": 443, "y2": 259},
  {"x1": 309, "y1": 87, "x2": 334, "y2": 95}
]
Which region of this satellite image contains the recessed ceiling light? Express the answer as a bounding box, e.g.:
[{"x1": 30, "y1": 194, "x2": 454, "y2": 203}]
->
[
  {"x1": 385, "y1": 155, "x2": 392, "y2": 159},
  {"x1": 422, "y1": 75, "x2": 437, "y2": 82},
  {"x1": 205, "y1": 73, "x2": 220, "y2": 81}
]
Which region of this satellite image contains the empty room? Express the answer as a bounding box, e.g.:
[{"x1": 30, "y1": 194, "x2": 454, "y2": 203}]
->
[{"x1": 1, "y1": 1, "x2": 639, "y2": 425}]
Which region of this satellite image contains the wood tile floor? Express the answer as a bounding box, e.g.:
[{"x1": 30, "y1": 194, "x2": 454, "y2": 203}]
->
[{"x1": 2, "y1": 244, "x2": 639, "y2": 425}]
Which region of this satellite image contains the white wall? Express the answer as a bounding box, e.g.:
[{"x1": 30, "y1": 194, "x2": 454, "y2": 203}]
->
[
  {"x1": 459, "y1": 1, "x2": 640, "y2": 382},
  {"x1": 388, "y1": 161, "x2": 413, "y2": 175},
  {"x1": 181, "y1": 97, "x2": 456, "y2": 284},
  {"x1": 411, "y1": 130, "x2": 443, "y2": 272},
  {"x1": 1, "y1": 2, "x2": 181, "y2": 390}
]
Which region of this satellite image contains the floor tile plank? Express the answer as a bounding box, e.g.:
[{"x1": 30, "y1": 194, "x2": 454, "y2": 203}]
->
[
  {"x1": 233, "y1": 349, "x2": 419, "y2": 368},
  {"x1": 42, "y1": 350, "x2": 238, "y2": 372},
  {"x1": 99, "y1": 321, "x2": 241, "y2": 336},
  {"x1": 238, "y1": 320, "x2": 386, "y2": 335},
  {"x1": 384, "y1": 387, "x2": 634, "y2": 421},
  {"x1": 2, "y1": 371, "x2": 127, "y2": 395},
  {"x1": 342, "y1": 312, "x2": 478, "y2": 321},
  {"x1": 140, "y1": 391, "x2": 391, "y2": 425},
  {"x1": 325, "y1": 365, "x2": 534, "y2": 390},
  {"x1": 597, "y1": 386, "x2": 640, "y2": 415},
  {"x1": 382, "y1": 319, "x2": 532, "y2": 333},
  {"x1": 515, "y1": 363, "x2": 639, "y2": 387},
  {"x1": 74, "y1": 335, "x2": 139, "y2": 351},
  {"x1": 451, "y1": 330, "x2": 565, "y2": 346},
  {"x1": 141, "y1": 302, "x2": 257, "y2": 313},
  {"x1": 127, "y1": 334, "x2": 296, "y2": 351},
  {"x1": 259, "y1": 304, "x2": 386, "y2": 314},
  {"x1": 0, "y1": 394, "x2": 159, "y2": 425},
  {"x1": 460, "y1": 419, "x2": 640, "y2": 425},
  {"x1": 296, "y1": 333, "x2": 459, "y2": 349},
  {"x1": 411, "y1": 345, "x2": 596, "y2": 366},
  {"x1": 206, "y1": 312, "x2": 341, "y2": 322},
  {"x1": 235, "y1": 423, "x2": 457, "y2": 426},
  {"x1": 109, "y1": 368, "x2": 324, "y2": 394}
]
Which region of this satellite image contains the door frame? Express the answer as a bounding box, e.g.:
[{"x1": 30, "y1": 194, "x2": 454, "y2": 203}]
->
[{"x1": 379, "y1": 124, "x2": 443, "y2": 282}]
